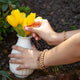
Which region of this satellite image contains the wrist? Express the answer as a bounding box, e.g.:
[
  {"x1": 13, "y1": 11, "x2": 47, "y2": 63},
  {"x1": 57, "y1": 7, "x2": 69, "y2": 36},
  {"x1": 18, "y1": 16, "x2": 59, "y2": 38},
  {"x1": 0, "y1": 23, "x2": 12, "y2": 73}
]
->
[
  {"x1": 36, "y1": 51, "x2": 42, "y2": 69},
  {"x1": 51, "y1": 32, "x2": 65, "y2": 45},
  {"x1": 44, "y1": 50, "x2": 49, "y2": 67},
  {"x1": 57, "y1": 32, "x2": 64, "y2": 43},
  {"x1": 37, "y1": 50, "x2": 49, "y2": 71}
]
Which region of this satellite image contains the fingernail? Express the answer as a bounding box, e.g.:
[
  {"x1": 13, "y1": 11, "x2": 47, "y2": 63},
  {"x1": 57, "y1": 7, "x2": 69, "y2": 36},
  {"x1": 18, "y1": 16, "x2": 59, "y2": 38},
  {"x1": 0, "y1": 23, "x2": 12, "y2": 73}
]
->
[
  {"x1": 33, "y1": 33, "x2": 35, "y2": 37},
  {"x1": 9, "y1": 60, "x2": 11, "y2": 63},
  {"x1": 25, "y1": 27, "x2": 29, "y2": 31},
  {"x1": 35, "y1": 37, "x2": 38, "y2": 40}
]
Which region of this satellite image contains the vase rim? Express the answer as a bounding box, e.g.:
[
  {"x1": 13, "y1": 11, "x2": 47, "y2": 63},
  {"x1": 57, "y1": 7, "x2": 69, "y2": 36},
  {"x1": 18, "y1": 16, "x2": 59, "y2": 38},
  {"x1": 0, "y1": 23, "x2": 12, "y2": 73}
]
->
[{"x1": 17, "y1": 34, "x2": 32, "y2": 39}]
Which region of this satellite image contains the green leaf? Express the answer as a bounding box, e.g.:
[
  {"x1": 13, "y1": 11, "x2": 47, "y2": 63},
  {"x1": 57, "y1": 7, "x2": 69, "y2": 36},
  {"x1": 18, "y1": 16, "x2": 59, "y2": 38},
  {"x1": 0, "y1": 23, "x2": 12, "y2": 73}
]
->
[
  {"x1": 0, "y1": 0, "x2": 7, "y2": 3},
  {"x1": 10, "y1": 4, "x2": 16, "y2": 8},
  {"x1": 15, "y1": 2, "x2": 20, "y2": 7},
  {"x1": 9, "y1": 78, "x2": 12, "y2": 80},
  {"x1": 57, "y1": 65, "x2": 62, "y2": 68},
  {"x1": 72, "y1": 25, "x2": 76, "y2": 30},
  {"x1": 2, "y1": 76, "x2": 7, "y2": 80},
  {"x1": 18, "y1": 0, "x2": 21, "y2": 2},
  {"x1": 58, "y1": 30, "x2": 63, "y2": 32},
  {"x1": 0, "y1": 36, "x2": 3, "y2": 40},
  {"x1": 2, "y1": 28, "x2": 6, "y2": 33},
  {"x1": 0, "y1": 71, "x2": 10, "y2": 76},
  {"x1": 14, "y1": 24, "x2": 26, "y2": 37},
  {"x1": 65, "y1": 22, "x2": 68, "y2": 25},
  {"x1": 2, "y1": 4, "x2": 8, "y2": 11},
  {"x1": 25, "y1": 7, "x2": 31, "y2": 13},
  {"x1": 4, "y1": 21, "x2": 10, "y2": 28},
  {"x1": 56, "y1": 68, "x2": 59, "y2": 72},
  {"x1": 52, "y1": 68, "x2": 54, "y2": 72},
  {"x1": 19, "y1": 7, "x2": 31, "y2": 14},
  {"x1": 10, "y1": 27, "x2": 14, "y2": 32},
  {"x1": 8, "y1": 0, "x2": 11, "y2": 4}
]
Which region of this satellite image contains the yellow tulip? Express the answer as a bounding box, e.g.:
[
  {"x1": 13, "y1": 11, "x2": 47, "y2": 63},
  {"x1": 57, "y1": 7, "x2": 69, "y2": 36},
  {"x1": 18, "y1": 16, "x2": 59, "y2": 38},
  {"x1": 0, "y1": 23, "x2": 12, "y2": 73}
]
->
[
  {"x1": 11, "y1": 9, "x2": 23, "y2": 24},
  {"x1": 21, "y1": 12, "x2": 26, "y2": 20},
  {"x1": 6, "y1": 15, "x2": 18, "y2": 27},
  {"x1": 22, "y1": 13, "x2": 36, "y2": 36},
  {"x1": 6, "y1": 9, "x2": 37, "y2": 37},
  {"x1": 27, "y1": 13, "x2": 36, "y2": 26},
  {"x1": 22, "y1": 13, "x2": 36, "y2": 27},
  {"x1": 22, "y1": 18, "x2": 27, "y2": 29}
]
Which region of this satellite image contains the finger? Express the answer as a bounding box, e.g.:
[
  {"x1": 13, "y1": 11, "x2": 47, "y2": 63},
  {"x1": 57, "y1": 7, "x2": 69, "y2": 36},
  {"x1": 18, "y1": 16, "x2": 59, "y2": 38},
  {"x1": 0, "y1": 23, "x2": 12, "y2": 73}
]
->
[
  {"x1": 27, "y1": 20, "x2": 42, "y2": 27},
  {"x1": 32, "y1": 45, "x2": 36, "y2": 50},
  {"x1": 33, "y1": 21, "x2": 41, "y2": 27},
  {"x1": 9, "y1": 59, "x2": 22, "y2": 64},
  {"x1": 33, "y1": 33, "x2": 41, "y2": 40},
  {"x1": 34, "y1": 19, "x2": 47, "y2": 27},
  {"x1": 38, "y1": 37, "x2": 41, "y2": 40},
  {"x1": 35, "y1": 37, "x2": 40, "y2": 41},
  {"x1": 32, "y1": 33, "x2": 37, "y2": 38},
  {"x1": 41, "y1": 19, "x2": 48, "y2": 25},
  {"x1": 8, "y1": 53, "x2": 22, "y2": 59},
  {"x1": 42, "y1": 19, "x2": 48, "y2": 23},
  {"x1": 25, "y1": 27, "x2": 39, "y2": 33},
  {"x1": 34, "y1": 19, "x2": 47, "y2": 25},
  {"x1": 16, "y1": 65, "x2": 28, "y2": 70},
  {"x1": 34, "y1": 19, "x2": 43, "y2": 23},
  {"x1": 12, "y1": 45, "x2": 25, "y2": 52}
]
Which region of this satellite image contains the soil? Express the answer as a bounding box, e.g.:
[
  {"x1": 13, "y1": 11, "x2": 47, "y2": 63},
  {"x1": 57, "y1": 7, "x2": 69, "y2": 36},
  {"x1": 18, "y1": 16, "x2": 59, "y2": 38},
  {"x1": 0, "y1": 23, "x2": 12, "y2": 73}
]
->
[
  {"x1": 21, "y1": 0, "x2": 80, "y2": 31},
  {"x1": 0, "y1": 0, "x2": 80, "y2": 80}
]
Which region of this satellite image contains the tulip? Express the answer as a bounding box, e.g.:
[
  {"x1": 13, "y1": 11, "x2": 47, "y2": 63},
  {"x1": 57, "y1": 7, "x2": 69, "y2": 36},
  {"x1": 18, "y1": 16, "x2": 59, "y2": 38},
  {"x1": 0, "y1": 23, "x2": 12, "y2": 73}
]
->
[
  {"x1": 6, "y1": 15, "x2": 18, "y2": 27},
  {"x1": 6, "y1": 9, "x2": 37, "y2": 37},
  {"x1": 22, "y1": 13, "x2": 36, "y2": 27}
]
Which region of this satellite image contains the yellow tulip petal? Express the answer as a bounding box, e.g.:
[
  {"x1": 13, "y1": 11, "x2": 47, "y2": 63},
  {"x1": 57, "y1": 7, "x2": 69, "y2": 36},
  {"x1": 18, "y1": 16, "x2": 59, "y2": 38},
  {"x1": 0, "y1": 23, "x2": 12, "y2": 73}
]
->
[
  {"x1": 6, "y1": 15, "x2": 18, "y2": 27},
  {"x1": 26, "y1": 12, "x2": 36, "y2": 26},
  {"x1": 22, "y1": 13, "x2": 36, "y2": 29},
  {"x1": 22, "y1": 18, "x2": 27, "y2": 29},
  {"x1": 21, "y1": 12, "x2": 26, "y2": 28},
  {"x1": 21, "y1": 12, "x2": 26, "y2": 20},
  {"x1": 11, "y1": 9, "x2": 22, "y2": 24}
]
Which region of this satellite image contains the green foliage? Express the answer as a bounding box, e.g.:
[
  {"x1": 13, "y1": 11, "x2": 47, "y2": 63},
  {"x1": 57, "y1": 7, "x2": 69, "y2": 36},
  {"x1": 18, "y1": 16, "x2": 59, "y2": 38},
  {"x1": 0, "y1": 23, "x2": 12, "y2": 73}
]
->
[
  {"x1": 0, "y1": 0, "x2": 31, "y2": 43},
  {"x1": 0, "y1": 70, "x2": 12, "y2": 80},
  {"x1": 19, "y1": 6, "x2": 31, "y2": 14},
  {"x1": 14, "y1": 24, "x2": 26, "y2": 37},
  {"x1": 57, "y1": 30, "x2": 63, "y2": 33},
  {"x1": 65, "y1": 22, "x2": 68, "y2": 25},
  {"x1": 72, "y1": 25, "x2": 76, "y2": 30},
  {"x1": 52, "y1": 65, "x2": 62, "y2": 72}
]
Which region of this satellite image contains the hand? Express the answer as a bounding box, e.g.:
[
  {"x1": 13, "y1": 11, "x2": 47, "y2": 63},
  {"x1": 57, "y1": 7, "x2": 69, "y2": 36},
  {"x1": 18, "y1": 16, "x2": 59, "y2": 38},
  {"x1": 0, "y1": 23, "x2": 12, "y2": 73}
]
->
[
  {"x1": 8, "y1": 45, "x2": 40, "y2": 70},
  {"x1": 25, "y1": 19, "x2": 63, "y2": 45}
]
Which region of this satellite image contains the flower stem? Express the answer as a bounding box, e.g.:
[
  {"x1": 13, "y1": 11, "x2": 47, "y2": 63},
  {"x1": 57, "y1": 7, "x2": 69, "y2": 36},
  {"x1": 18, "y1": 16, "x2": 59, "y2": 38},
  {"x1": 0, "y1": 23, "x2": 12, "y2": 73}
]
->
[{"x1": 14, "y1": 24, "x2": 26, "y2": 37}]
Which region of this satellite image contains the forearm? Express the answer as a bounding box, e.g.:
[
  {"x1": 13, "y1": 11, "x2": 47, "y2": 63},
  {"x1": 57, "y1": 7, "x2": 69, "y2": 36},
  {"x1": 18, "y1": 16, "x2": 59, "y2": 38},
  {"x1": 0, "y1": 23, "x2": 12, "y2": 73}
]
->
[
  {"x1": 53, "y1": 29, "x2": 80, "y2": 45},
  {"x1": 66, "y1": 29, "x2": 80, "y2": 38},
  {"x1": 44, "y1": 32, "x2": 80, "y2": 67}
]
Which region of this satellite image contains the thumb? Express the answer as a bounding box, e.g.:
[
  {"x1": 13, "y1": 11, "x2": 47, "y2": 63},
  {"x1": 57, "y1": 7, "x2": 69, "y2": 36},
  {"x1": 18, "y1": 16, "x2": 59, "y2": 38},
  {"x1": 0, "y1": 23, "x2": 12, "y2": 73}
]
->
[{"x1": 25, "y1": 26, "x2": 38, "y2": 33}]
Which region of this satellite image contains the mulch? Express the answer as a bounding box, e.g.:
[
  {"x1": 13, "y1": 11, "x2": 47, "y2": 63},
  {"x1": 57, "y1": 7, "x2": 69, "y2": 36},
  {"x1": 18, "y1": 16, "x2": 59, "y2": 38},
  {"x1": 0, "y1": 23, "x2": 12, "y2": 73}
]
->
[{"x1": 0, "y1": 0, "x2": 80, "y2": 80}]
